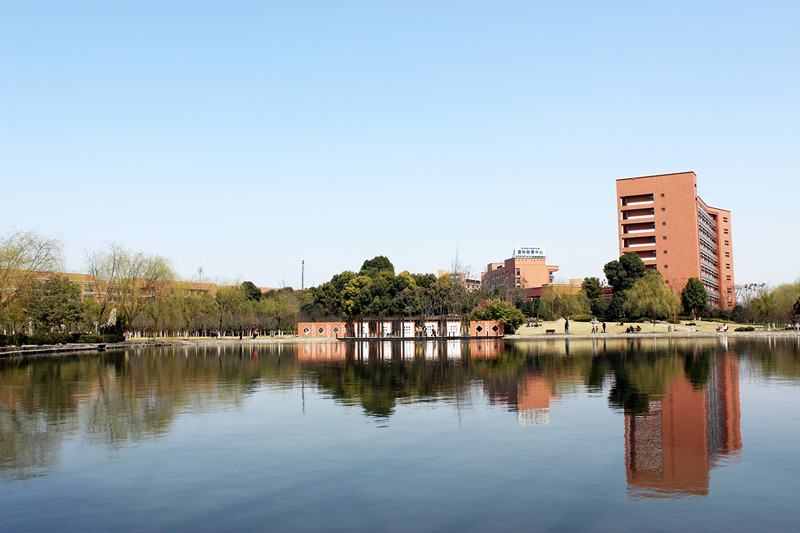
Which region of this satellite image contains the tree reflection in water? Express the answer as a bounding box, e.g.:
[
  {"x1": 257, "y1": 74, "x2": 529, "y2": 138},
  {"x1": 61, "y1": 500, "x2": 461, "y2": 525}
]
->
[{"x1": 1, "y1": 337, "x2": 798, "y2": 492}]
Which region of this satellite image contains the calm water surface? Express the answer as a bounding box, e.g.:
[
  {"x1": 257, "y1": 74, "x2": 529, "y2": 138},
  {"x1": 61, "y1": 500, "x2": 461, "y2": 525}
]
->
[{"x1": 2, "y1": 337, "x2": 799, "y2": 532}]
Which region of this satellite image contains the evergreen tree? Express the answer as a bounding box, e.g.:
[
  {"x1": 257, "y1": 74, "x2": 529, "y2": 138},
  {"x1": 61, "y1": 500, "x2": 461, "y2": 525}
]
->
[{"x1": 681, "y1": 277, "x2": 707, "y2": 318}]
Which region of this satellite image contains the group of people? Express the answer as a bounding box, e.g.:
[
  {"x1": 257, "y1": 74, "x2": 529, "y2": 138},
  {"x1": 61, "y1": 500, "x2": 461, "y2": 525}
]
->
[{"x1": 590, "y1": 317, "x2": 606, "y2": 334}]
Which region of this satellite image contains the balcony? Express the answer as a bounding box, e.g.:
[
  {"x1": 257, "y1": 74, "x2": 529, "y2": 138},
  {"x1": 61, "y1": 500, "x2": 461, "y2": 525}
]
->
[
  {"x1": 621, "y1": 208, "x2": 655, "y2": 222},
  {"x1": 623, "y1": 236, "x2": 656, "y2": 249},
  {"x1": 620, "y1": 194, "x2": 654, "y2": 207},
  {"x1": 622, "y1": 221, "x2": 655, "y2": 235}
]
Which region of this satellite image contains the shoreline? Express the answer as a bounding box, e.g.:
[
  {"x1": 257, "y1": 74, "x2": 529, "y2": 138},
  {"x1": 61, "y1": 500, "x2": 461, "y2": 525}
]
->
[{"x1": 2, "y1": 330, "x2": 799, "y2": 359}]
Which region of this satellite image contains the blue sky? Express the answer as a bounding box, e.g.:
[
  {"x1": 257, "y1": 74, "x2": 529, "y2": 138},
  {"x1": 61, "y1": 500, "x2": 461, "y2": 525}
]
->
[{"x1": 2, "y1": 1, "x2": 798, "y2": 288}]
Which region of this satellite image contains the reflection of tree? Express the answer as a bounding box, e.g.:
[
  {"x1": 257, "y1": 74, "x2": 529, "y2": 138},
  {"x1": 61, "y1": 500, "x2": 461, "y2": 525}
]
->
[
  {"x1": 309, "y1": 358, "x2": 470, "y2": 418},
  {"x1": 0, "y1": 347, "x2": 291, "y2": 479},
  {"x1": 608, "y1": 355, "x2": 681, "y2": 415},
  {"x1": 0, "y1": 338, "x2": 794, "y2": 483},
  {"x1": 0, "y1": 408, "x2": 65, "y2": 481},
  {"x1": 735, "y1": 338, "x2": 800, "y2": 379}
]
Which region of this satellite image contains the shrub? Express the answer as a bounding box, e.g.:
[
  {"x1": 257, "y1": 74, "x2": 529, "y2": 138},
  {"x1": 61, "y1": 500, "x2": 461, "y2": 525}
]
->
[
  {"x1": 79, "y1": 333, "x2": 102, "y2": 343},
  {"x1": 570, "y1": 314, "x2": 593, "y2": 322},
  {"x1": 735, "y1": 326, "x2": 755, "y2": 332}
]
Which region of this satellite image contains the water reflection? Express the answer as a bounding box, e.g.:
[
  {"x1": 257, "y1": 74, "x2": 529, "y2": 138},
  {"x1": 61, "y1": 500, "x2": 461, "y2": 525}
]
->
[
  {"x1": 624, "y1": 354, "x2": 741, "y2": 498},
  {"x1": 1, "y1": 337, "x2": 799, "y2": 499}
]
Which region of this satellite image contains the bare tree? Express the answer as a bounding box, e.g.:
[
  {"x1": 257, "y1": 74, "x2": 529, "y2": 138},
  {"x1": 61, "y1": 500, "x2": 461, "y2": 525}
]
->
[
  {"x1": 84, "y1": 243, "x2": 124, "y2": 327},
  {"x1": 735, "y1": 283, "x2": 765, "y2": 308},
  {"x1": 84, "y1": 244, "x2": 173, "y2": 331},
  {"x1": 0, "y1": 228, "x2": 63, "y2": 324}
]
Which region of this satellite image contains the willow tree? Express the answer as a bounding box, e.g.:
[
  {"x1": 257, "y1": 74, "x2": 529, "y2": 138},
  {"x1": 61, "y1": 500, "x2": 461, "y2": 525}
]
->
[
  {"x1": 624, "y1": 270, "x2": 681, "y2": 331},
  {"x1": 84, "y1": 244, "x2": 173, "y2": 330},
  {"x1": 0, "y1": 228, "x2": 63, "y2": 328}
]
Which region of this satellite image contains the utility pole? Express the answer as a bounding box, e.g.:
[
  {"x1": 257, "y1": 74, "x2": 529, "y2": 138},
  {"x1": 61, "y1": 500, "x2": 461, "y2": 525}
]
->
[{"x1": 301, "y1": 260, "x2": 305, "y2": 290}]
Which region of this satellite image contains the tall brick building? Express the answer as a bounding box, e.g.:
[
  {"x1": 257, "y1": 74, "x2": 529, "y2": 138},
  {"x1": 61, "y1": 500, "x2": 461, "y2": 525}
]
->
[{"x1": 616, "y1": 172, "x2": 734, "y2": 309}]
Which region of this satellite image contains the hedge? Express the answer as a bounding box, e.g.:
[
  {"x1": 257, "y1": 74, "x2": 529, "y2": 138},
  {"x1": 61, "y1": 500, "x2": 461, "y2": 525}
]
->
[{"x1": 0, "y1": 332, "x2": 124, "y2": 347}]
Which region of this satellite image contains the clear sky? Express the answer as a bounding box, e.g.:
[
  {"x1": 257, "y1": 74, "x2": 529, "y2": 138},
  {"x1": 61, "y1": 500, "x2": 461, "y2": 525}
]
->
[{"x1": 2, "y1": 1, "x2": 798, "y2": 288}]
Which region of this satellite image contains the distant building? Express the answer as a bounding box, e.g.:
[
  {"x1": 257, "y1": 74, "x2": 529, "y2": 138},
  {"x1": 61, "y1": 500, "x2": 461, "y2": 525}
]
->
[
  {"x1": 437, "y1": 270, "x2": 481, "y2": 292},
  {"x1": 616, "y1": 172, "x2": 734, "y2": 309},
  {"x1": 6, "y1": 270, "x2": 223, "y2": 302},
  {"x1": 481, "y1": 246, "x2": 559, "y2": 292},
  {"x1": 523, "y1": 279, "x2": 583, "y2": 300}
]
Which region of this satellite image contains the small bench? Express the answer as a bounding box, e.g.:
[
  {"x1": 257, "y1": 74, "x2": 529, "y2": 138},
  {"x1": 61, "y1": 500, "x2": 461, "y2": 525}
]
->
[{"x1": 545, "y1": 329, "x2": 555, "y2": 335}]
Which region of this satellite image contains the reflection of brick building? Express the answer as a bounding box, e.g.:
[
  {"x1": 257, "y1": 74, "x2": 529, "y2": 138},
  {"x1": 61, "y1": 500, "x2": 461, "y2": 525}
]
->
[
  {"x1": 297, "y1": 342, "x2": 346, "y2": 361},
  {"x1": 484, "y1": 371, "x2": 561, "y2": 426},
  {"x1": 625, "y1": 356, "x2": 741, "y2": 498}
]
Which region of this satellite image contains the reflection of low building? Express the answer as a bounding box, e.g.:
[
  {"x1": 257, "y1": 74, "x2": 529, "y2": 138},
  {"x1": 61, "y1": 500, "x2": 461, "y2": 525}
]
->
[
  {"x1": 297, "y1": 342, "x2": 346, "y2": 361},
  {"x1": 625, "y1": 356, "x2": 741, "y2": 498},
  {"x1": 296, "y1": 319, "x2": 503, "y2": 338},
  {"x1": 466, "y1": 339, "x2": 502, "y2": 359},
  {"x1": 518, "y1": 374, "x2": 562, "y2": 426},
  {"x1": 484, "y1": 371, "x2": 561, "y2": 426}
]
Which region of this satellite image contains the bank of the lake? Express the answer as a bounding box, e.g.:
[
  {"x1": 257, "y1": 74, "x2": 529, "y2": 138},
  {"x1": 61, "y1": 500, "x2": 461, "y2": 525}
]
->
[{"x1": 4, "y1": 330, "x2": 800, "y2": 360}]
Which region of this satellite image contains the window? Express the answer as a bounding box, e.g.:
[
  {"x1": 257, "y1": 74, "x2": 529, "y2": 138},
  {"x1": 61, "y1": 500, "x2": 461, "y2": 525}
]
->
[
  {"x1": 661, "y1": 207, "x2": 665, "y2": 211},
  {"x1": 663, "y1": 250, "x2": 668, "y2": 254},
  {"x1": 664, "y1": 265, "x2": 668, "y2": 269},
  {"x1": 727, "y1": 275, "x2": 731, "y2": 281},
  {"x1": 725, "y1": 252, "x2": 730, "y2": 257},
  {"x1": 663, "y1": 236, "x2": 667, "y2": 240},
  {"x1": 724, "y1": 228, "x2": 729, "y2": 234},
  {"x1": 660, "y1": 193, "x2": 665, "y2": 197},
  {"x1": 649, "y1": 194, "x2": 654, "y2": 201},
  {"x1": 723, "y1": 217, "x2": 728, "y2": 222},
  {"x1": 662, "y1": 221, "x2": 666, "y2": 226},
  {"x1": 725, "y1": 240, "x2": 730, "y2": 246},
  {"x1": 726, "y1": 264, "x2": 731, "y2": 269}
]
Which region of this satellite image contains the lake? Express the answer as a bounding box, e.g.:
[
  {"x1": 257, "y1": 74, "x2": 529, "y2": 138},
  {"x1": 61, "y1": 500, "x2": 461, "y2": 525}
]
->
[{"x1": 1, "y1": 337, "x2": 799, "y2": 532}]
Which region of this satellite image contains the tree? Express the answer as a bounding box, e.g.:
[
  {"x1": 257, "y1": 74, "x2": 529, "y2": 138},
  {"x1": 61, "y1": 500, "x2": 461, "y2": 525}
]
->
[
  {"x1": 0, "y1": 228, "x2": 63, "y2": 325},
  {"x1": 541, "y1": 285, "x2": 590, "y2": 320},
  {"x1": 793, "y1": 296, "x2": 800, "y2": 328},
  {"x1": 681, "y1": 278, "x2": 708, "y2": 318},
  {"x1": 604, "y1": 252, "x2": 646, "y2": 294},
  {"x1": 359, "y1": 256, "x2": 394, "y2": 277},
  {"x1": 241, "y1": 281, "x2": 262, "y2": 301},
  {"x1": 341, "y1": 275, "x2": 372, "y2": 316},
  {"x1": 470, "y1": 300, "x2": 526, "y2": 331},
  {"x1": 216, "y1": 286, "x2": 252, "y2": 333},
  {"x1": 581, "y1": 277, "x2": 603, "y2": 300},
  {"x1": 26, "y1": 275, "x2": 83, "y2": 332},
  {"x1": 750, "y1": 285, "x2": 776, "y2": 326},
  {"x1": 114, "y1": 251, "x2": 174, "y2": 329},
  {"x1": 771, "y1": 281, "x2": 800, "y2": 326},
  {"x1": 624, "y1": 270, "x2": 681, "y2": 331},
  {"x1": 84, "y1": 244, "x2": 173, "y2": 330},
  {"x1": 84, "y1": 243, "x2": 125, "y2": 328}
]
